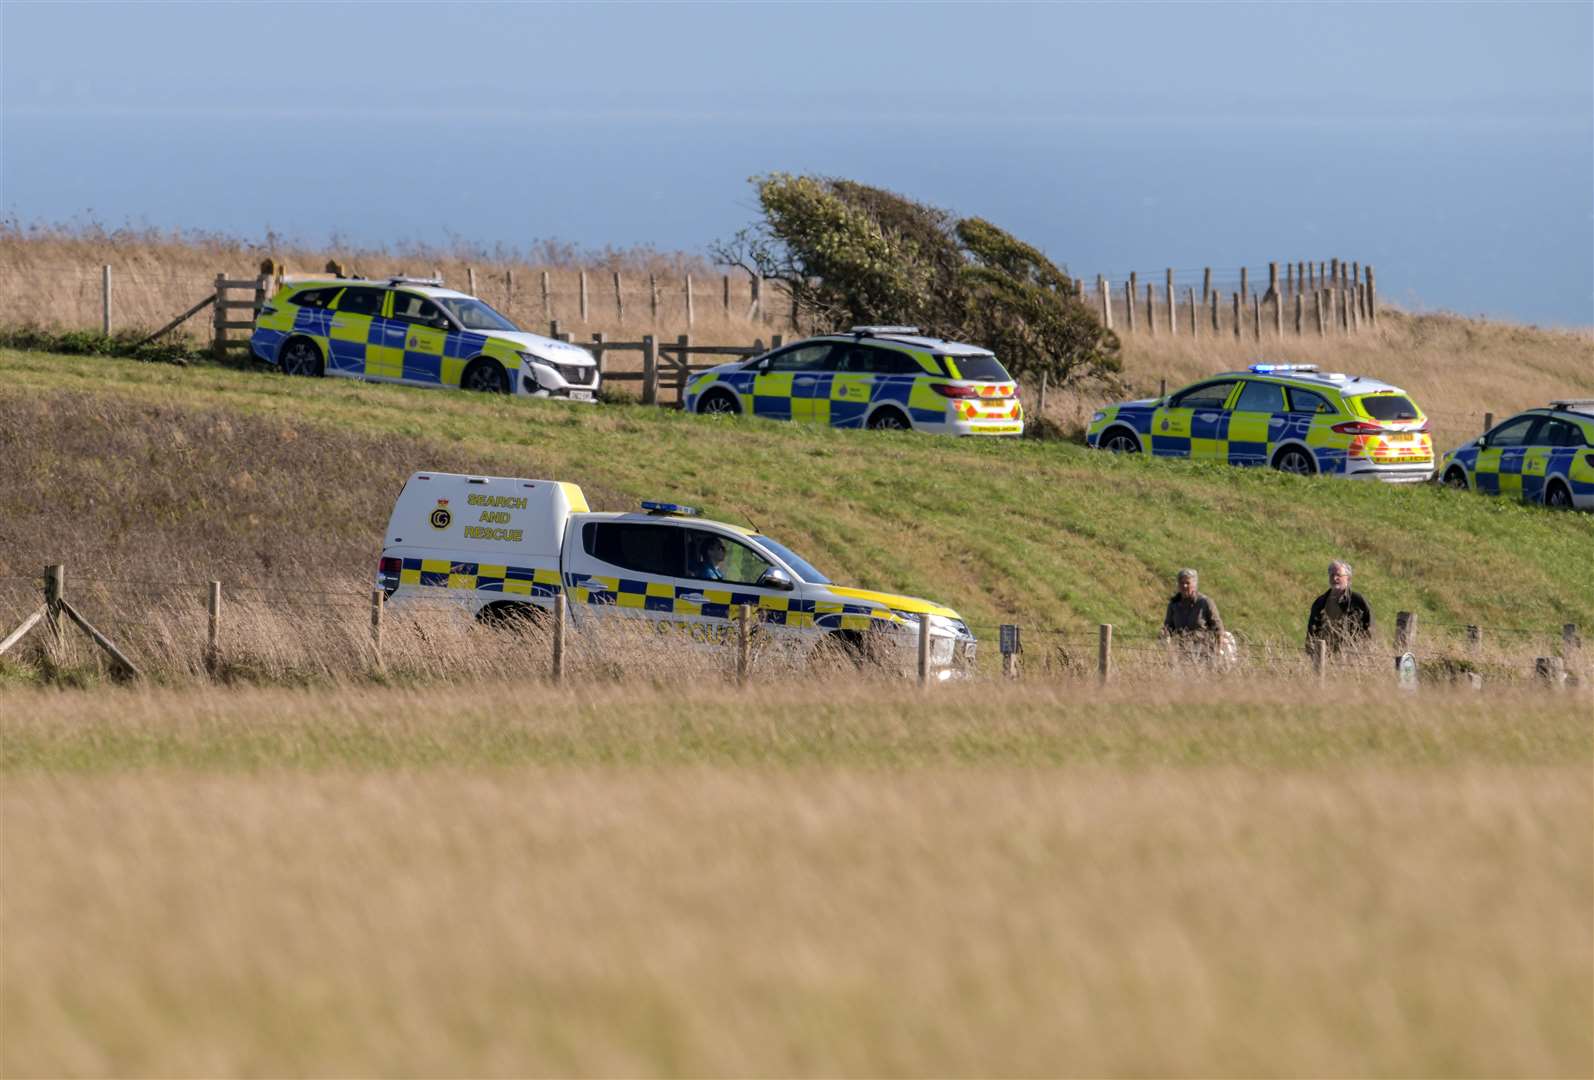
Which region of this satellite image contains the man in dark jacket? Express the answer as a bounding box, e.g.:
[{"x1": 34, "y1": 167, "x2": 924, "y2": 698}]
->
[
  {"x1": 1162, "y1": 568, "x2": 1223, "y2": 644},
  {"x1": 1306, "y1": 559, "x2": 1375, "y2": 653}
]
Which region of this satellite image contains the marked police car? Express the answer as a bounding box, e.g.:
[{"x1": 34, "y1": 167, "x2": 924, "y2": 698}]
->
[
  {"x1": 251, "y1": 276, "x2": 598, "y2": 401},
  {"x1": 378, "y1": 471, "x2": 978, "y2": 677},
  {"x1": 1439, "y1": 400, "x2": 1594, "y2": 510},
  {"x1": 1087, "y1": 364, "x2": 1435, "y2": 481},
  {"x1": 683, "y1": 326, "x2": 1024, "y2": 436}
]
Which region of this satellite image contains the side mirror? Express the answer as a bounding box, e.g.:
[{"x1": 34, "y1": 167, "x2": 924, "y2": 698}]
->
[
  {"x1": 757, "y1": 567, "x2": 795, "y2": 591},
  {"x1": 1475, "y1": 436, "x2": 1487, "y2": 448},
  {"x1": 429, "y1": 317, "x2": 450, "y2": 331}
]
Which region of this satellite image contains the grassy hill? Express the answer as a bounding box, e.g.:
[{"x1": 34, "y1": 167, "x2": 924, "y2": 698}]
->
[{"x1": 3, "y1": 345, "x2": 1589, "y2": 650}]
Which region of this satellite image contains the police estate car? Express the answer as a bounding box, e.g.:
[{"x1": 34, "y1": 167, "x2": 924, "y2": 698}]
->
[
  {"x1": 1439, "y1": 400, "x2": 1594, "y2": 510},
  {"x1": 378, "y1": 472, "x2": 979, "y2": 678},
  {"x1": 683, "y1": 326, "x2": 1024, "y2": 436},
  {"x1": 251, "y1": 276, "x2": 599, "y2": 401},
  {"x1": 1087, "y1": 364, "x2": 1434, "y2": 481}
]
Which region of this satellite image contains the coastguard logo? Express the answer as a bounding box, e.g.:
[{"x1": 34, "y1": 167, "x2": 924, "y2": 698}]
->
[{"x1": 429, "y1": 499, "x2": 452, "y2": 530}]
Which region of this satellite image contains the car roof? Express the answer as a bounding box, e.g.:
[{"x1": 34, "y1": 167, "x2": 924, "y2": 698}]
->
[
  {"x1": 1215, "y1": 370, "x2": 1409, "y2": 395},
  {"x1": 811, "y1": 330, "x2": 993, "y2": 356},
  {"x1": 286, "y1": 278, "x2": 475, "y2": 301}
]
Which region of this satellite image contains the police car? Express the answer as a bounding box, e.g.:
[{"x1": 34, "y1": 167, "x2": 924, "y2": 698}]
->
[
  {"x1": 251, "y1": 276, "x2": 599, "y2": 401},
  {"x1": 377, "y1": 471, "x2": 979, "y2": 677},
  {"x1": 1439, "y1": 400, "x2": 1594, "y2": 510},
  {"x1": 683, "y1": 326, "x2": 1024, "y2": 436},
  {"x1": 1087, "y1": 364, "x2": 1435, "y2": 481}
]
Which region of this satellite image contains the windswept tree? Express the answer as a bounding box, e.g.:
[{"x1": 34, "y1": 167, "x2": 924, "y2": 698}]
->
[{"x1": 713, "y1": 174, "x2": 1119, "y2": 385}]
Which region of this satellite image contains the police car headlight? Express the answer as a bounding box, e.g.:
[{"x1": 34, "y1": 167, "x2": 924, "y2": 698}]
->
[
  {"x1": 517, "y1": 351, "x2": 545, "y2": 368},
  {"x1": 1092, "y1": 411, "x2": 1107, "y2": 423}
]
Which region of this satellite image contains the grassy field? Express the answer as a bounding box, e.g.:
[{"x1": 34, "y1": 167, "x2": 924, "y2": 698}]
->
[
  {"x1": 3, "y1": 682, "x2": 1590, "y2": 1077},
  {"x1": 1, "y1": 343, "x2": 1590, "y2": 666}
]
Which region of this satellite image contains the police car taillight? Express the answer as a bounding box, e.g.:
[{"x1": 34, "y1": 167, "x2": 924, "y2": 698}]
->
[
  {"x1": 930, "y1": 384, "x2": 979, "y2": 399},
  {"x1": 379, "y1": 557, "x2": 402, "y2": 574},
  {"x1": 1332, "y1": 421, "x2": 1384, "y2": 435}
]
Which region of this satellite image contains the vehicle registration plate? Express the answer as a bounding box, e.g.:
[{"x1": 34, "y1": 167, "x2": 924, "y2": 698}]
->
[{"x1": 568, "y1": 390, "x2": 593, "y2": 402}]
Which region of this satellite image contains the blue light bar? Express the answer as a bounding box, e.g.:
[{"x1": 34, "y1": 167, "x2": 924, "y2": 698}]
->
[
  {"x1": 642, "y1": 501, "x2": 700, "y2": 516},
  {"x1": 1250, "y1": 363, "x2": 1319, "y2": 374}
]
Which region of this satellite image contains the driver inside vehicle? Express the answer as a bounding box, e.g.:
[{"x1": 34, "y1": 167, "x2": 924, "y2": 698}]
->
[{"x1": 688, "y1": 535, "x2": 727, "y2": 581}]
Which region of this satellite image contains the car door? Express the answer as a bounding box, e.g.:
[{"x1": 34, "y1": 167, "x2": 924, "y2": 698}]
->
[
  {"x1": 1227, "y1": 379, "x2": 1288, "y2": 466},
  {"x1": 1474, "y1": 415, "x2": 1542, "y2": 496},
  {"x1": 389, "y1": 291, "x2": 453, "y2": 385},
  {"x1": 751, "y1": 344, "x2": 828, "y2": 421},
  {"x1": 762, "y1": 343, "x2": 838, "y2": 424},
  {"x1": 324, "y1": 285, "x2": 386, "y2": 377},
  {"x1": 827, "y1": 344, "x2": 886, "y2": 428},
  {"x1": 1524, "y1": 417, "x2": 1576, "y2": 503},
  {"x1": 1153, "y1": 380, "x2": 1238, "y2": 459}
]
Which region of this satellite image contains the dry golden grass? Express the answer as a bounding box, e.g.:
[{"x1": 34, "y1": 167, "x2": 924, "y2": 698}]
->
[{"x1": 3, "y1": 682, "x2": 1590, "y2": 1077}]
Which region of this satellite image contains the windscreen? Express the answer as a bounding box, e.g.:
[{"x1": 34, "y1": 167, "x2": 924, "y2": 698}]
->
[
  {"x1": 1353, "y1": 395, "x2": 1422, "y2": 421},
  {"x1": 943, "y1": 353, "x2": 1012, "y2": 382},
  {"x1": 752, "y1": 536, "x2": 831, "y2": 584},
  {"x1": 436, "y1": 297, "x2": 521, "y2": 332}
]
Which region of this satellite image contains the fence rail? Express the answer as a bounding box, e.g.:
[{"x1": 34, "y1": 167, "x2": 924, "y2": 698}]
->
[{"x1": 3, "y1": 566, "x2": 1585, "y2": 692}]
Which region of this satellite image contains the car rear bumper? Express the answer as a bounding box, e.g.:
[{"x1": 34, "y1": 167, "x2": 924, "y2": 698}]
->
[{"x1": 1344, "y1": 462, "x2": 1435, "y2": 483}]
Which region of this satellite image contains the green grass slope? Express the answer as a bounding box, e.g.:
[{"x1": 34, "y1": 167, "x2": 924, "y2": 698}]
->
[{"x1": 2, "y1": 348, "x2": 1590, "y2": 645}]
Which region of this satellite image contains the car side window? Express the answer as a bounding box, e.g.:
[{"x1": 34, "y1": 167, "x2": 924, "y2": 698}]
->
[
  {"x1": 1234, "y1": 380, "x2": 1287, "y2": 413},
  {"x1": 391, "y1": 292, "x2": 450, "y2": 328},
  {"x1": 764, "y1": 344, "x2": 836, "y2": 372},
  {"x1": 333, "y1": 287, "x2": 385, "y2": 316},
  {"x1": 682, "y1": 528, "x2": 773, "y2": 586},
  {"x1": 290, "y1": 287, "x2": 337, "y2": 309},
  {"x1": 1487, "y1": 416, "x2": 1541, "y2": 448},
  {"x1": 582, "y1": 522, "x2": 684, "y2": 578},
  {"x1": 1170, "y1": 381, "x2": 1237, "y2": 409},
  {"x1": 1537, "y1": 418, "x2": 1581, "y2": 447},
  {"x1": 1287, "y1": 389, "x2": 1333, "y2": 415}
]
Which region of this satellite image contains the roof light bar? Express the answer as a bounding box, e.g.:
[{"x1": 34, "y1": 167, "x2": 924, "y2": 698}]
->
[
  {"x1": 1549, "y1": 398, "x2": 1594, "y2": 410},
  {"x1": 849, "y1": 325, "x2": 920, "y2": 336},
  {"x1": 1249, "y1": 363, "x2": 1320, "y2": 374},
  {"x1": 386, "y1": 275, "x2": 445, "y2": 287},
  {"x1": 642, "y1": 501, "x2": 701, "y2": 516}
]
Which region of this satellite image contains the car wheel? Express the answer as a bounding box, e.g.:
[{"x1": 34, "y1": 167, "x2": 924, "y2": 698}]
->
[
  {"x1": 1102, "y1": 428, "x2": 1141, "y2": 454},
  {"x1": 1443, "y1": 467, "x2": 1470, "y2": 490},
  {"x1": 867, "y1": 408, "x2": 911, "y2": 431},
  {"x1": 462, "y1": 358, "x2": 509, "y2": 394},
  {"x1": 1272, "y1": 447, "x2": 1317, "y2": 476},
  {"x1": 1545, "y1": 481, "x2": 1574, "y2": 509},
  {"x1": 476, "y1": 601, "x2": 547, "y2": 632},
  {"x1": 279, "y1": 336, "x2": 324, "y2": 377},
  {"x1": 697, "y1": 389, "x2": 741, "y2": 416}
]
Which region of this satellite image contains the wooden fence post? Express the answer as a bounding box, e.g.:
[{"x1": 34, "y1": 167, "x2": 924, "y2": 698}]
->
[
  {"x1": 579, "y1": 270, "x2": 589, "y2": 323},
  {"x1": 1294, "y1": 293, "x2": 1303, "y2": 335},
  {"x1": 649, "y1": 274, "x2": 659, "y2": 323},
  {"x1": 737, "y1": 604, "x2": 752, "y2": 685},
  {"x1": 1097, "y1": 624, "x2": 1113, "y2": 686},
  {"x1": 918, "y1": 614, "x2": 932, "y2": 688},
  {"x1": 1365, "y1": 265, "x2": 1377, "y2": 326},
  {"x1": 1467, "y1": 625, "x2": 1482, "y2": 654},
  {"x1": 590, "y1": 332, "x2": 607, "y2": 379},
  {"x1": 1297, "y1": 260, "x2": 1307, "y2": 297},
  {"x1": 1038, "y1": 371, "x2": 1048, "y2": 415},
  {"x1": 549, "y1": 318, "x2": 561, "y2": 340},
  {"x1": 1286, "y1": 261, "x2": 1295, "y2": 298},
  {"x1": 1098, "y1": 275, "x2": 1112, "y2": 329},
  {"x1": 1201, "y1": 266, "x2": 1212, "y2": 303},
  {"x1": 1165, "y1": 269, "x2": 1176, "y2": 335},
  {"x1": 1252, "y1": 293, "x2": 1262, "y2": 340},
  {"x1": 1535, "y1": 656, "x2": 1566, "y2": 688},
  {"x1": 1146, "y1": 282, "x2": 1156, "y2": 337},
  {"x1": 207, "y1": 580, "x2": 221, "y2": 675},
  {"x1": 212, "y1": 273, "x2": 227, "y2": 360},
  {"x1": 614, "y1": 272, "x2": 623, "y2": 323},
  {"x1": 1312, "y1": 639, "x2": 1327, "y2": 682},
  {"x1": 45, "y1": 564, "x2": 64, "y2": 651},
  {"x1": 1564, "y1": 623, "x2": 1582, "y2": 669},
  {"x1": 370, "y1": 588, "x2": 384, "y2": 669},
  {"x1": 750, "y1": 274, "x2": 763, "y2": 320},
  {"x1": 102, "y1": 264, "x2": 112, "y2": 335},
  {"x1": 1126, "y1": 274, "x2": 1137, "y2": 333},
  {"x1": 1394, "y1": 611, "x2": 1417, "y2": 652},
  {"x1": 1273, "y1": 287, "x2": 1284, "y2": 337},
  {"x1": 552, "y1": 592, "x2": 566, "y2": 683},
  {"x1": 1232, "y1": 293, "x2": 1241, "y2": 339},
  {"x1": 1267, "y1": 261, "x2": 1279, "y2": 303},
  {"x1": 641, "y1": 334, "x2": 658, "y2": 405},
  {"x1": 685, "y1": 274, "x2": 694, "y2": 327},
  {"x1": 1240, "y1": 266, "x2": 1249, "y2": 304},
  {"x1": 675, "y1": 334, "x2": 691, "y2": 403},
  {"x1": 1187, "y1": 287, "x2": 1198, "y2": 336},
  {"x1": 1210, "y1": 288, "x2": 1219, "y2": 333},
  {"x1": 1315, "y1": 290, "x2": 1326, "y2": 336},
  {"x1": 722, "y1": 274, "x2": 731, "y2": 315}
]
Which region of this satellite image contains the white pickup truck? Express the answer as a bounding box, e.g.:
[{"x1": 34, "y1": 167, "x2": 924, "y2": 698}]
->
[{"x1": 377, "y1": 471, "x2": 978, "y2": 677}]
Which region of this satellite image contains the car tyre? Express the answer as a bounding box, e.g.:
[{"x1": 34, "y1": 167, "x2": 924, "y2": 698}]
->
[
  {"x1": 867, "y1": 407, "x2": 911, "y2": 431},
  {"x1": 697, "y1": 389, "x2": 741, "y2": 416},
  {"x1": 279, "y1": 336, "x2": 324, "y2": 377},
  {"x1": 1545, "y1": 480, "x2": 1574, "y2": 509},
  {"x1": 1443, "y1": 466, "x2": 1470, "y2": 490},
  {"x1": 1272, "y1": 447, "x2": 1317, "y2": 476},
  {"x1": 477, "y1": 601, "x2": 547, "y2": 632},
  {"x1": 1101, "y1": 427, "x2": 1141, "y2": 454},
  {"x1": 462, "y1": 358, "x2": 510, "y2": 394}
]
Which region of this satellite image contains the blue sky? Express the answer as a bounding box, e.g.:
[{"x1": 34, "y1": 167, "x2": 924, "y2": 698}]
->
[{"x1": 4, "y1": 1, "x2": 1591, "y2": 324}]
